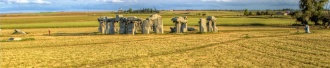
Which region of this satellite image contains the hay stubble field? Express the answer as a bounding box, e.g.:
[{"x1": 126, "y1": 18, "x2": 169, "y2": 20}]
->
[{"x1": 1, "y1": 11, "x2": 330, "y2": 67}]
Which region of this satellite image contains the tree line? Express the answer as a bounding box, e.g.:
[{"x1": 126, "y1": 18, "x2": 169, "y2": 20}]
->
[
  {"x1": 244, "y1": 0, "x2": 330, "y2": 26},
  {"x1": 244, "y1": 9, "x2": 273, "y2": 16},
  {"x1": 121, "y1": 8, "x2": 159, "y2": 13}
]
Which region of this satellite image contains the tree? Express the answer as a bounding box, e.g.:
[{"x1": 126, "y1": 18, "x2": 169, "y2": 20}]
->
[
  {"x1": 202, "y1": 13, "x2": 207, "y2": 16},
  {"x1": 261, "y1": 11, "x2": 265, "y2": 15},
  {"x1": 128, "y1": 8, "x2": 133, "y2": 13},
  {"x1": 244, "y1": 9, "x2": 249, "y2": 16},
  {"x1": 265, "y1": 10, "x2": 270, "y2": 15},
  {"x1": 293, "y1": 11, "x2": 309, "y2": 25},
  {"x1": 256, "y1": 11, "x2": 261, "y2": 15},
  {"x1": 196, "y1": 13, "x2": 201, "y2": 16},
  {"x1": 298, "y1": 0, "x2": 329, "y2": 25},
  {"x1": 249, "y1": 12, "x2": 253, "y2": 16},
  {"x1": 321, "y1": 15, "x2": 330, "y2": 26}
]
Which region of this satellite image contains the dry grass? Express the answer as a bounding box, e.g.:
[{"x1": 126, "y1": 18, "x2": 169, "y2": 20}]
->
[{"x1": 1, "y1": 26, "x2": 330, "y2": 67}]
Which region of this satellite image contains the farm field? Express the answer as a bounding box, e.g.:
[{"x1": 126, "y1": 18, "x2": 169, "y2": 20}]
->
[
  {"x1": 1, "y1": 11, "x2": 330, "y2": 67},
  {"x1": 0, "y1": 11, "x2": 295, "y2": 29},
  {"x1": 1, "y1": 26, "x2": 330, "y2": 67},
  {"x1": 1, "y1": 17, "x2": 295, "y2": 28}
]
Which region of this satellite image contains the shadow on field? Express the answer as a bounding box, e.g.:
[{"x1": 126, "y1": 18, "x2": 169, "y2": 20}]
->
[
  {"x1": 237, "y1": 42, "x2": 329, "y2": 67},
  {"x1": 65, "y1": 34, "x2": 309, "y2": 67},
  {"x1": 285, "y1": 39, "x2": 330, "y2": 52}
]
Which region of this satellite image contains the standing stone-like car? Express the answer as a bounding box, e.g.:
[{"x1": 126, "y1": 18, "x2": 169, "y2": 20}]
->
[
  {"x1": 171, "y1": 16, "x2": 188, "y2": 33},
  {"x1": 142, "y1": 14, "x2": 164, "y2": 34}
]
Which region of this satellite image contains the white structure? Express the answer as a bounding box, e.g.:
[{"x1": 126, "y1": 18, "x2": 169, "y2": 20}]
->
[{"x1": 305, "y1": 25, "x2": 311, "y2": 33}]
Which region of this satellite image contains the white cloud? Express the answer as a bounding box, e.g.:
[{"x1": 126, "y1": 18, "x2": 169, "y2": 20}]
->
[
  {"x1": 1, "y1": 0, "x2": 51, "y2": 4},
  {"x1": 32, "y1": 0, "x2": 50, "y2": 4},
  {"x1": 6, "y1": 0, "x2": 29, "y2": 4},
  {"x1": 73, "y1": 0, "x2": 86, "y2": 1},
  {"x1": 96, "y1": 0, "x2": 138, "y2": 3},
  {"x1": 128, "y1": 0, "x2": 137, "y2": 2},
  {"x1": 201, "y1": 0, "x2": 232, "y2": 2},
  {"x1": 112, "y1": 0, "x2": 123, "y2": 2},
  {"x1": 97, "y1": 0, "x2": 123, "y2": 3}
]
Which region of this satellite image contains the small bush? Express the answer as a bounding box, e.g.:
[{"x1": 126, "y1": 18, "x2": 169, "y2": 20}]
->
[
  {"x1": 250, "y1": 23, "x2": 266, "y2": 26},
  {"x1": 202, "y1": 13, "x2": 207, "y2": 16},
  {"x1": 292, "y1": 24, "x2": 303, "y2": 26}
]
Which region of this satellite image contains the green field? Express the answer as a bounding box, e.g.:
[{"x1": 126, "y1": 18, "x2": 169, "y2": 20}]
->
[
  {"x1": 1, "y1": 11, "x2": 329, "y2": 67},
  {"x1": 0, "y1": 11, "x2": 295, "y2": 29}
]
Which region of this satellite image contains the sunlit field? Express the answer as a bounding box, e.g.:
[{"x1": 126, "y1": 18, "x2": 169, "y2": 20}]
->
[
  {"x1": 0, "y1": 11, "x2": 295, "y2": 28},
  {"x1": 1, "y1": 11, "x2": 329, "y2": 67},
  {"x1": 1, "y1": 26, "x2": 330, "y2": 67}
]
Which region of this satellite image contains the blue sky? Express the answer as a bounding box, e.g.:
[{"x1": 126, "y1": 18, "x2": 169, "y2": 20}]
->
[{"x1": 0, "y1": 0, "x2": 300, "y2": 13}]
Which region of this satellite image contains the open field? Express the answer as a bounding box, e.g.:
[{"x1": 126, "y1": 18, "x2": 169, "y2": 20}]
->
[
  {"x1": 1, "y1": 18, "x2": 294, "y2": 28},
  {"x1": 1, "y1": 26, "x2": 330, "y2": 67},
  {"x1": 1, "y1": 11, "x2": 329, "y2": 67},
  {"x1": 0, "y1": 11, "x2": 295, "y2": 29}
]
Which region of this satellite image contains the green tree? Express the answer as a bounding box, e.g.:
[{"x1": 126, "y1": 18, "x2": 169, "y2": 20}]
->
[
  {"x1": 265, "y1": 10, "x2": 270, "y2": 15},
  {"x1": 202, "y1": 13, "x2": 207, "y2": 16},
  {"x1": 128, "y1": 8, "x2": 133, "y2": 13},
  {"x1": 293, "y1": 11, "x2": 309, "y2": 25},
  {"x1": 256, "y1": 11, "x2": 261, "y2": 15},
  {"x1": 249, "y1": 12, "x2": 253, "y2": 16},
  {"x1": 298, "y1": 0, "x2": 329, "y2": 25},
  {"x1": 261, "y1": 11, "x2": 265, "y2": 15},
  {"x1": 244, "y1": 9, "x2": 249, "y2": 16}
]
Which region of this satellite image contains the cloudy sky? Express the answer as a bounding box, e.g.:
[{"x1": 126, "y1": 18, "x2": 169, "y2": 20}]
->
[{"x1": 0, "y1": 0, "x2": 301, "y2": 13}]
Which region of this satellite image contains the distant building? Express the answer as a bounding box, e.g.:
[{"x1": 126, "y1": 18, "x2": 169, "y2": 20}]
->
[
  {"x1": 117, "y1": 8, "x2": 123, "y2": 13},
  {"x1": 276, "y1": 12, "x2": 283, "y2": 15},
  {"x1": 285, "y1": 11, "x2": 291, "y2": 16},
  {"x1": 286, "y1": 11, "x2": 291, "y2": 14},
  {"x1": 276, "y1": 12, "x2": 288, "y2": 16},
  {"x1": 284, "y1": 13, "x2": 288, "y2": 16}
]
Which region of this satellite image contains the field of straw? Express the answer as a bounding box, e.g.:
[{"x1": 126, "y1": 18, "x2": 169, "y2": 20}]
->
[{"x1": 1, "y1": 26, "x2": 330, "y2": 67}]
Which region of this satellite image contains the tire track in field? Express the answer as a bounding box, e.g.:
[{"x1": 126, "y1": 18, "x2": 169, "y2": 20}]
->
[
  {"x1": 286, "y1": 39, "x2": 330, "y2": 51},
  {"x1": 274, "y1": 39, "x2": 330, "y2": 53},
  {"x1": 66, "y1": 34, "x2": 304, "y2": 67},
  {"x1": 237, "y1": 41, "x2": 330, "y2": 67},
  {"x1": 289, "y1": 38, "x2": 330, "y2": 44},
  {"x1": 1, "y1": 35, "x2": 182, "y2": 50},
  {"x1": 260, "y1": 39, "x2": 330, "y2": 57},
  {"x1": 236, "y1": 45, "x2": 321, "y2": 67}
]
